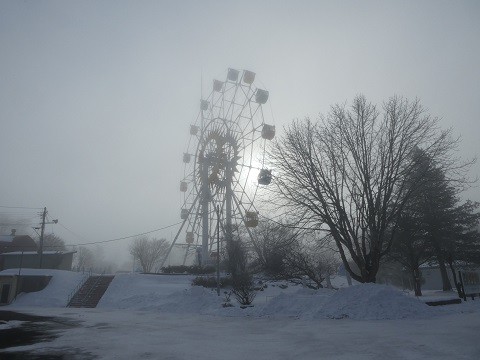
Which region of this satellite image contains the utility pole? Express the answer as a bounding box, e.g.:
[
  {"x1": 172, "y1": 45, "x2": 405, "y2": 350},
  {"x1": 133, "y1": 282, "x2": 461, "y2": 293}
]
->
[
  {"x1": 38, "y1": 207, "x2": 47, "y2": 268},
  {"x1": 216, "y1": 205, "x2": 220, "y2": 296}
]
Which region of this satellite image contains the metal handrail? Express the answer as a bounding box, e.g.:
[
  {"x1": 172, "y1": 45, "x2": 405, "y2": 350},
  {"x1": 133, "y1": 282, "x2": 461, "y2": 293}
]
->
[{"x1": 66, "y1": 269, "x2": 92, "y2": 306}]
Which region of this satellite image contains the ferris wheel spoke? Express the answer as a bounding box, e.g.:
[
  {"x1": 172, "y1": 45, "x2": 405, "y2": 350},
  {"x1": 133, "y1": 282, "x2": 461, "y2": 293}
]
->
[{"x1": 231, "y1": 191, "x2": 258, "y2": 245}]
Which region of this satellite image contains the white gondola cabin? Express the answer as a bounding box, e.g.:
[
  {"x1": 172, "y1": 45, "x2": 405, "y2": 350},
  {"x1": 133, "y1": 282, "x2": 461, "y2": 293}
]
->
[
  {"x1": 227, "y1": 68, "x2": 239, "y2": 82},
  {"x1": 261, "y1": 124, "x2": 275, "y2": 140},
  {"x1": 255, "y1": 89, "x2": 269, "y2": 104},
  {"x1": 183, "y1": 153, "x2": 191, "y2": 163},
  {"x1": 213, "y1": 80, "x2": 224, "y2": 92},
  {"x1": 190, "y1": 125, "x2": 199, "y2": 136},
  {"x1": 180, "y1": 181, "x2": 188, "y2": 192},
  {"x1": 243, "y1": 70, "x2": 255, "y2": 84},
  {"x1": 245, "y1": 211, "x2": 259, "y2": 227},
  {"x1": 181, "y1": 209, "x2": 189, "y2": 220},
  {"x1": 258, "y1": 169, "x2": 272, "y2": 185},
  {"x1": 200, "y1": 100, "x2": 209, "y2": 111}
]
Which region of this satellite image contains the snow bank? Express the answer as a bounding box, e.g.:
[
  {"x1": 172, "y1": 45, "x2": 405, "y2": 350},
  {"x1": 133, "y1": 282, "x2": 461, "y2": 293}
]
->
[
  {"x1": 99, "y1": 279, "x2": 444, "y2": 320},
  {"x1": 99, "y1": 274, "x2": 249, "y2": 315},
  {"x1": 156, "y1": 286, "x2": 223, "y2": 313},
  {"x1": 315, "y1": 283, "x2": 437, "y2": 320},
  {"x1": 97, "y1": 273, "x2": 196, "y2": 309},
  {"x1": 2, "y1": 269, "x2": 84, "y2": 307},
  {"x1": 4, "y1": 271, "x2": 448, "y2": 320},
  {"x1": 259, "y1": 287, "x2": 335, "y2": 318}
]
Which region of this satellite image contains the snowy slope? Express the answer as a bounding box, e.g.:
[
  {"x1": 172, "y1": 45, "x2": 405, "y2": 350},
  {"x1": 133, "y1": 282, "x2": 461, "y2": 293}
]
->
[
  {"x1": 3, "y1": 270, "x2": 480, "y2": 359},
  {"x1": 1, "y1": 268, "x2": 84, "y2": 307},
  {"x1": 5, "y1": 270, "x2": 446, "y2": 320}
]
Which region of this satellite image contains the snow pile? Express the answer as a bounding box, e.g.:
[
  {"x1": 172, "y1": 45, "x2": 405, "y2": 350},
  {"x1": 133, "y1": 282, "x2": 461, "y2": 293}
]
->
[
  {"x1": 315, "y1": 283, "x2": 437, "y2": 320},
  {"x1": 98, "y1": 273, "x2": 195, "y2": 310},
  {"x1": 156, "y1": 286, "x2": 223, "y2": 314},
  {"x1": 328, "y1": 275, "x2": 359, "y2": 288},
  {"x1": 259, "y1": 287, "x2": 334, "y2": 318},
  {"x1": 99, "y1": 275, "x2": 252, "y2": 315},
  {"x1": 1, "y1": 268, "x2": 84, "y2": 307},
  {"x1": 5, "y1": 271, "x2": 450, "y2": 321}
]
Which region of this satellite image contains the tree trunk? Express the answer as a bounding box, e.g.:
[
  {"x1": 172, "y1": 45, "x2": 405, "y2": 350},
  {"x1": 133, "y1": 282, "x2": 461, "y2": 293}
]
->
[
  {"x1": 345, "y1": 271, "x2": 352, "y2": 286},
  {"x1": 364, "y1": 255, "x2": 378, "y2": 283},
  {"x1": 438, "y1": 259, "x2": 452, "y2": 291},
  {"x1": 325, "y1": 274, "x2": 332, "y2": 289},
  {"x1": 447, "y1": 260, "x2": 462, "y2": 298},
  {"x1": 412, "y1": 268, "x2": 422, "y2": 296},
  {"x1": 432, "y1": 240, "x2": 452, "y2": 291}
]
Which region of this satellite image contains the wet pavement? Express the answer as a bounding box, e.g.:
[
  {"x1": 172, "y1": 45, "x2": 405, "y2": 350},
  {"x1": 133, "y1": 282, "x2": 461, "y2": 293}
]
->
[{"x1": 0, "y1": 311, "x2": 95, "y2": 360}]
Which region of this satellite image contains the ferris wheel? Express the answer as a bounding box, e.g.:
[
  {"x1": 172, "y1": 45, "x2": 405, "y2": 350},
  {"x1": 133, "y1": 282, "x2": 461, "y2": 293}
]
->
[{"x1": 163, "y1": 69, "x2": 275, "y2": 267}]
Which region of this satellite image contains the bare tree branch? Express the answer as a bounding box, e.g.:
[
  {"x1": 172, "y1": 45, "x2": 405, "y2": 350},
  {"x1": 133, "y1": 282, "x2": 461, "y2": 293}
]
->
[{"x1": 268, "y1": 95, "x2": 474, "y2": 283}]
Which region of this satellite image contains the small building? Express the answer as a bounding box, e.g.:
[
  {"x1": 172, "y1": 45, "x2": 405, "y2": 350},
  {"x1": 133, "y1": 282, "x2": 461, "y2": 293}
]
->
[
  {"x1": 0, "y1": 231, "x2": 75, "y2": 305},
  {"x1": 0, "y1": 233, "x2": 37, "y2": 253},
  {"x1": 0, "y1": 273, "x2": 52, "y2": 305},
  {"x1": 0, "y1": 230, "x2": 75, "y2": 271},
  {"x1": 420, "y1": 265, "x2": 480, "y2": 291},
  {"x1": 0, "y1": 274, "x2": 17, "y2": 304}
]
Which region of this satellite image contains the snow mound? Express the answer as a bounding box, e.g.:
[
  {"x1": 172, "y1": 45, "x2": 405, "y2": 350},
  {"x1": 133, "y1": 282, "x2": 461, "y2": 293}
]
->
[
  {"x1": 259, "y1": 287, "x2": 335, "y2": 318},
  {"x1": 315, "y1": 283, "x2": 437, "y2": 320},
  {"x1": 153, "y1": 286, "x2": 258, "y2": 317},
  {"x1": 156, "y1": 286, "x2": 222, "y2": 313}
]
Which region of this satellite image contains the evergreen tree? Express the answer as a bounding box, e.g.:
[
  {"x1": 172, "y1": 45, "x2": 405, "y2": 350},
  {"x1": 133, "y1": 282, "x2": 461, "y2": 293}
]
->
[{"x1": 391, "y1": 149, "x2": 480, "y2": 293}]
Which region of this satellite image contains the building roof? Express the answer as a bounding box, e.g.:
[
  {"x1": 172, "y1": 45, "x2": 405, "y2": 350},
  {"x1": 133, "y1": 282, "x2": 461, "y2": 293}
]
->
[
  {"x1": 0, "y1": 235, "x2": 37, "y2": 253},
  {"x1": 0, "y1": 251, "x2": 76, "y2": 256},
  {"x1": 0, "y1": 235, "x2": 14, "y2": 243}
]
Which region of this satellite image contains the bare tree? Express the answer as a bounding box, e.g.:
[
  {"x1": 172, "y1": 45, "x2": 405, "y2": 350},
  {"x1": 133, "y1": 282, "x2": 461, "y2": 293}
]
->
[
  {"x1": 74, "y1": 246, "x2": 95, "y2": 272},
  {"x1": 225, "y1": 239, "x2": 257, "y2": 306},
  {"x1": 284, "y1": 234, "x2": 340, "y2": 289},
  {"x1": 40, "y1": 233, "x2": 66, "y2": 251},
  {"x1": 249, "y1": 220, "x2": 339, "y2": 288},
  {"x1": 269, "y1": 95, "x2": 468, "y2": 283},
  {"x1": 250, "y1": 220, "x2": 299, "y2": 277},
  {"x1": 129, "y1": 236, "x2": 170, "y2": 273}
]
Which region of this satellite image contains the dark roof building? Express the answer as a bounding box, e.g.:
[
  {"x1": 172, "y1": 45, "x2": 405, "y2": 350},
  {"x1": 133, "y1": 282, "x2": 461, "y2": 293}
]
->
[{"x1": 0, "y1": 234, "x2": 37, "y2": 254}]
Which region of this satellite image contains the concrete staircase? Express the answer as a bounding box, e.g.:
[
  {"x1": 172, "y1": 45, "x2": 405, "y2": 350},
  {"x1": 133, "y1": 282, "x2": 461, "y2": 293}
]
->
[{"x1": 67, "y1": 275, "x2": 114, "y2": 308}]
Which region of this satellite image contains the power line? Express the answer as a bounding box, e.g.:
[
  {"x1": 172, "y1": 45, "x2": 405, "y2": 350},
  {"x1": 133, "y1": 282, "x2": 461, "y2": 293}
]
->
[
  {"x1": 62, "y1": 221, "x2": 184, "y2": 246},
  {"x1": 0, "y1": 223, "x2": 35, "y2": 226},
  {"x1": 0, "y1": 205, "x2": 43, "y2": 210},
  {"x1": 57, "y1": 222, "x2": 90, "y2": 243}
]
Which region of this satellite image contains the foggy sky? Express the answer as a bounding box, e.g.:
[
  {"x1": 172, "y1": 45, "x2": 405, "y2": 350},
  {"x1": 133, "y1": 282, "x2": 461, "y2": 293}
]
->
[{"x1": 1, "y1": 0, "x2": 479, "y2": 266}]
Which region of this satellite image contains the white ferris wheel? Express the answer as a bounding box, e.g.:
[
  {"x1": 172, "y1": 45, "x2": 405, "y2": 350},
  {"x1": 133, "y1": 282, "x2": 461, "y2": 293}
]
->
[{"x1": 163, "y1": 69, "x2": 275, "y2": 267}]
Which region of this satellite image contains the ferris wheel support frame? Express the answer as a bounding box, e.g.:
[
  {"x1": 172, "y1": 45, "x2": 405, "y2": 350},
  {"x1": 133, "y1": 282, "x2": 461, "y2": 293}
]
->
[
  {"x1": 199, "y1": 150, "x2": 234, "y2": 266},
  {"x1": 174, "y1": 69, "x2": 275, "y2": 268},
  {"x1": 225, "y1": 163, "x2": 233, "y2": 246},
  {"x1": 160, "y1": 193, "x2": 199, "y2": 269},
  {"x1": 201, "y1": 160, "x2": 209, "y2": 266}
]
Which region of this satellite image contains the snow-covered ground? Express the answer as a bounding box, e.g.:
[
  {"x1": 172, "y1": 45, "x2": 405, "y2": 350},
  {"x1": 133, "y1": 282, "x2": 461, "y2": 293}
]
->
[{"x1": 2, "y1": 270, "x2": 480, "y2": 359}]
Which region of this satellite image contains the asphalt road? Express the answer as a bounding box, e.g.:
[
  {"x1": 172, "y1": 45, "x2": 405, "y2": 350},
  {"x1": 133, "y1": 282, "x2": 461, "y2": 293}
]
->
[{"x1": 0, "y1": 311, "x2": 94, "y2": 360}]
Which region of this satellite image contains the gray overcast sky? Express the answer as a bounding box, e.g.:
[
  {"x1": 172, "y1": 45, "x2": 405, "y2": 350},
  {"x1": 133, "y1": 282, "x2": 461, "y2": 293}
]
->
[{"x1": 1, "y1": 0, "x2": 479, "y2": 265}]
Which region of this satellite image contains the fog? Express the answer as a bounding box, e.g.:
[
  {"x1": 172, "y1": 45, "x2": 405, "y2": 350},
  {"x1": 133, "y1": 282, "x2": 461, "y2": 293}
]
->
[{"x1": 1, "y1": 0, "x2": 479, "y2": 268}]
